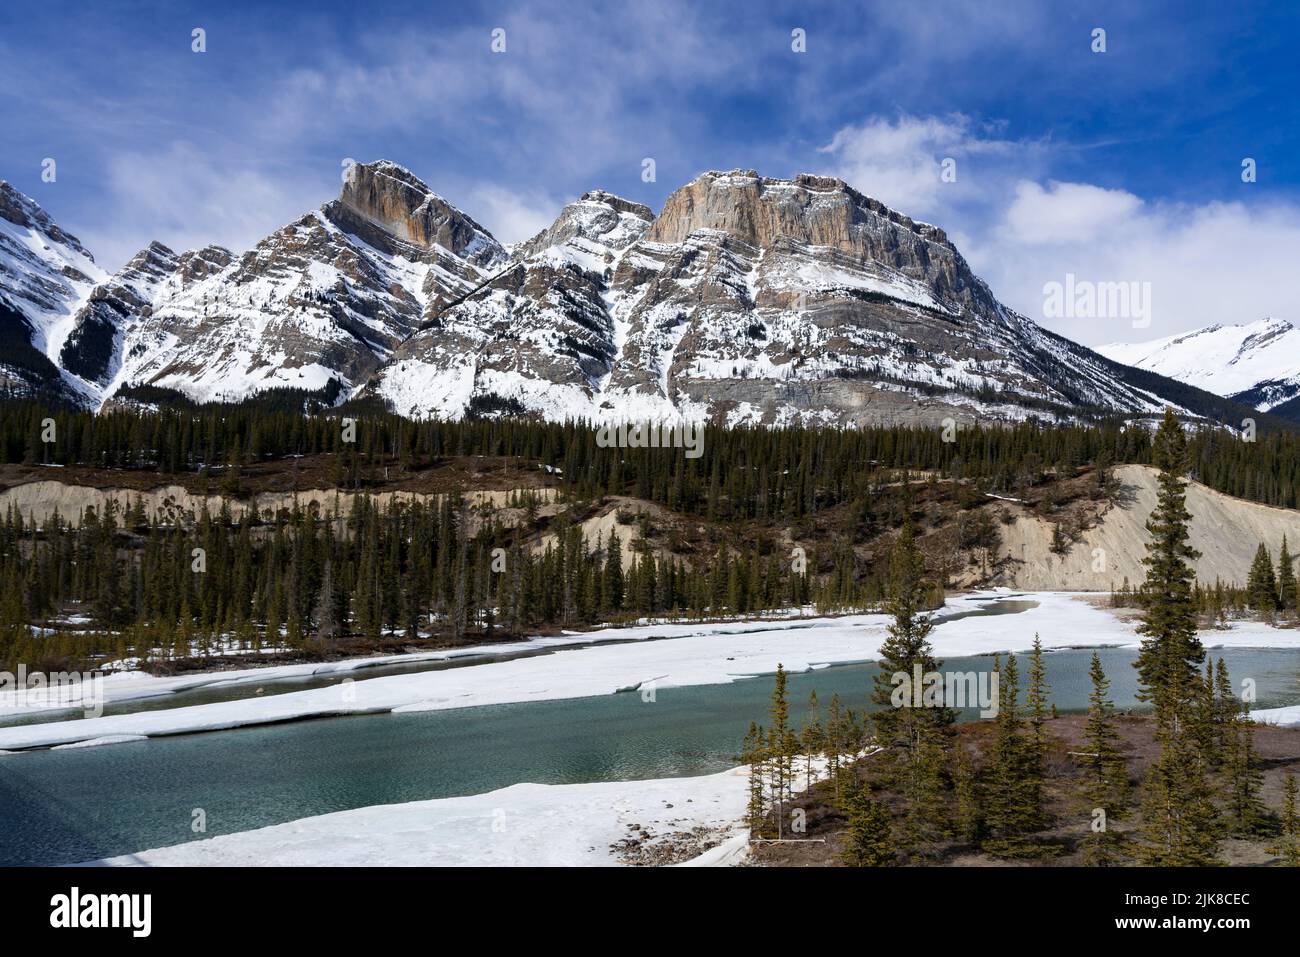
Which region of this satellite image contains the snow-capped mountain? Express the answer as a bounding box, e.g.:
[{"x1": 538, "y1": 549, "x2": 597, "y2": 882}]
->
[
  {"x1": 1098, "y1": 318, "x2": 1300, "y2": 414},
  {"x1": 0, "y1": 181, "x2": 107, "y2": 403},
  {"x1": 0, "y1": 163, "x2": 1266, "y2": 427},
  {"x1": 56, "y1": 161, "x2": 507, "y2": 407},
  {"x1": 368, "y1": 168, "x2": 1189, "y2": 426}
]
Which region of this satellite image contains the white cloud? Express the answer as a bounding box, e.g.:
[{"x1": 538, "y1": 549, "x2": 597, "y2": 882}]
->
[
  {"x1": 976, "y1": 193, "x2": 1300, "y2": 345},
  {"x1": 1001, "y1": 180, "x2": 1144, "y2": 245},
  {"x1": 80, "y1": 143, "x2": 331, "y2": 271},
  {"x1": 465, "y1": 185, "x2": 561, "y2": 246},
  {"x1": 821, "y1": 113, "x2": 1300, "y2": 347},
  {"x1": 818, "y1": 114, "x2": 1017, "y2": 217}
]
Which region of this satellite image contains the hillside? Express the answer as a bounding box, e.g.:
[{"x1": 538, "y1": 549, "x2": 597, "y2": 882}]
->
[{"x1": 989, "y1": 464, "x2": 1300, "y2": 590}]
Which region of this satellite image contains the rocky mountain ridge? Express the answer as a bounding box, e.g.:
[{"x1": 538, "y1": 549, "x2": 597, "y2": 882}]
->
[{"x1": 0, "y1": 162, "x2": 1273, "y2": 429}]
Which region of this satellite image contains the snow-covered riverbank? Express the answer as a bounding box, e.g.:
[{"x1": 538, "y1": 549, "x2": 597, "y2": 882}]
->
[
  {"x1": 90, "y1": 767, "x2": 753, "y2": 867},
  {"x1": 4, "y1": 591, "x2": 1300, "y2": 750}
]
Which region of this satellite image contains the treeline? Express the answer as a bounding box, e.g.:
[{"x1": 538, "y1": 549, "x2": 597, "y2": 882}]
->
[
  {"x1": 746, "y1": 639, "x2": 1299, "y2": 865},
  {"x1": 0, "y1": 493, "x2": 833, "y2": 672},
  {"x1": 745, "y1": 411, "x2": 1300, "y2": 866},
  {"x1": 1111, "y1": 533, "x2": 1300, "y2": 625},
  {"x1": 5, "y1": 399, "x2": 1300, "y2": 516}
]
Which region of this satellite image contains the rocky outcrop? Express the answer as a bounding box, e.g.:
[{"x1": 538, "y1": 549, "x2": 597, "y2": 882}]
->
[
  {"x1": 56, "y1": 162, "x2": 510, "y2": 406},
  {"x1": 60, "y1": 242, "x2": 179, "y2": 384},
  {"x1": 338, "y1": 160, "x2": 503, "y2": 265}
]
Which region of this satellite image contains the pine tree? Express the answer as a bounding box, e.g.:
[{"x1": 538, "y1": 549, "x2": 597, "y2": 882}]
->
[
  {"x1": 1132, "y1": 410, "x2": 1219, "y2": 865},
  {"x1": 1247, "y1": 542, "x2": 1279, "y2": 617},
  {"x1": 1219, "y1": 659, "x2": 1265, "y2": 836},
  {"x1": 766, "y1": 664, "x2": 797, "y2": 838},
  {"x1": 801, "y1": 691, "x2": 823, "y2": 791},
  {"x1": 983, "y1": 654, "x2": 1045, "y2": 856},
  {"x1": 871, "y1": 522, "x2": 949, "y2": 733},
  {"x1": 1026, "y1": 633, "x2": 1051, "y2": 762},
  {"x1": 1276, "y1": 774, "x2": 1300, "y2": 866},
  {"x1": 1138, "y1": 659, "x2": 1221, "y2": 865},
  {"x1": 742, "y1": 721, "x2": 768, "y2": 838},
  {"x1": 1133, "y1": 408, "x2": 1204, "y2": 728},
  {"x1": 1080, "y1": 653, "x2": 1130, "y2": 865},
  {"x1": 311, "y1": 559, "x2": 341, "y2": 647},
  {"x1": 842, "y1": 783, "x2": 896, "y2": 866},
  {"x1": 1278, "y1": 536, "x2": 1297, "y2": 614},
  {"x1": 952, "y1": 743, "x2": 983, "y2": 844},
  {"x1": 870, "y1": 522, "x2": 951, "y2": 848},
  {"x1": 824, "y1": 692, "x2": 850, "y2": 803}
]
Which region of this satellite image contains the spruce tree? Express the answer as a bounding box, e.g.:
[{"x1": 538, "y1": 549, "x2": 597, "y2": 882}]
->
[
  {"x1": 1218, "y1": 660, "x2": 1265, "y2": 836},
  {"x1": 1138, "y1": 657, "x2": 1221, "y2": 865},
  {"x1": 1247, "y1": 542, "x2": 1279, "y2": 617},
  {"x1": 1133, "y1": 408, "x2": 1204, "y2": 727},
  {"x1": 1132, "y1": 409, "x2": 1219, "y2": 864},
  {"x1": 1080, "y1": 653, "x2": 1130, "y2": 865},
  {"x1": 983, "y1": 654, "x2": 1045, "y2": 856},
  {"x1": 742, "y1": 721, "x2": 768, "y2": 838},
  {"x1": 1026, "y1": 633, "x2": 1051, "y2": 762},
  {"x1": 1278, "y1": 536, "x2": 1297, "y2": 614},
  {"x1": 311, "y1": 559, "x2": 341, "y2": 647},
  {"x1": 842, "y1": 783, "x2": 896, "y2": 866},
  {"x1": 870, "y1": 522, "x2": 951, "y2": 848},
  {"x1": 1277, "y1": 774, "x2": 1300, "y2": 866},
  {"x1": 766, "y1": 664, "x2": 797, "y2": 838},
  {"x1": 871, "y1": 522, "x2": 949, "y2": 733},
  {"x1": 952, "y1": 743, "x2": 983, "y2": 844},
  {"x1": 801, "y1": 691, "x2": 823, "y2": 791}
]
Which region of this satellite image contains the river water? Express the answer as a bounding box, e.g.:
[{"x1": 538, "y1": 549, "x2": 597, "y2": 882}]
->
[{"x1": 2, "y1": 638, "x2": 1297, "y2": 866}]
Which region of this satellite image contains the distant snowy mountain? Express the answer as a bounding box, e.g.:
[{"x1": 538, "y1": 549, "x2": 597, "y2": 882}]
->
[
  {"x1": 0, "y1": 164, "x2": 1273, "y2": 429},
  {"x1": 1098, "y1": 318, "x2": 1300, "y2": 414}
]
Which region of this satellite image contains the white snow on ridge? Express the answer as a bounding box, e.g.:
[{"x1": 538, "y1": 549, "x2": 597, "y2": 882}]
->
[
  {"x1": 1098, "y1": 318, "x2": 1300, "y2": 409},
  {"x1": 0, "y1": 183, "x2": 107, "y2": 360}
]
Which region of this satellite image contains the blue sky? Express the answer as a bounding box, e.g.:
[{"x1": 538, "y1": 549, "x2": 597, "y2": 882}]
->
[{"x1": 2, "y1": 0, "x2": 1298, "y2": 344}]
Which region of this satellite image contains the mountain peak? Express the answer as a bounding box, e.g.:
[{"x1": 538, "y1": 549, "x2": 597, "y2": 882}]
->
[
  {"x1": 514, "y1": 189, "x2": 653, "y2": 261},
  {"x1": 1097, "y1": 317, "x2": 1300, "y2": 413},
  {"x1": 647, "y1": 168, "x2": 950, "y2": 250},
  {"x1": 0, "y1": 180, "x2": 95, "y2": 260},
  {"x1": 335, "y1": 160, "x2": 503, "y2": 262},
  {"x1": 577, "y1": 190, "x2": 653, "y2": 221}
]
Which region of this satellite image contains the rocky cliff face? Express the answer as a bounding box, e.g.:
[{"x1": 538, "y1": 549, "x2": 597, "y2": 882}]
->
[
  {"x1": 60, "y1": 241, "x2": 179, "y2": 385},
  {"x1": 0, "y1": 163, "x2": 1215, "y2": 426},
  {"x1": 374, "y1": 169, "x2": 1172, "y2": 427},
  {"x1": 372, "y1": 189, "x2": 653, "y2": 418},
  {"x1": 338, "y1": 160, "x2": 502, "y2": 266}
]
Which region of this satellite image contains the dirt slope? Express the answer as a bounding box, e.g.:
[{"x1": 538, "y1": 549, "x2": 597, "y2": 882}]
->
[{"x1": 996, "y1": 464, "x2": 1300, "y2": 590}]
